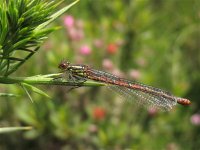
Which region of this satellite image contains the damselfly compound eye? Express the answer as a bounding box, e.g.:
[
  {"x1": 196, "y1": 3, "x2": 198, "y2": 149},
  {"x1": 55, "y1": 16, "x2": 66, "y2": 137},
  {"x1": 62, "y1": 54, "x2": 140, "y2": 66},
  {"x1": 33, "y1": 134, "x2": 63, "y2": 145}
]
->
[{"x1": 58, "y1": 61, "x2": 70, "y2": 70}]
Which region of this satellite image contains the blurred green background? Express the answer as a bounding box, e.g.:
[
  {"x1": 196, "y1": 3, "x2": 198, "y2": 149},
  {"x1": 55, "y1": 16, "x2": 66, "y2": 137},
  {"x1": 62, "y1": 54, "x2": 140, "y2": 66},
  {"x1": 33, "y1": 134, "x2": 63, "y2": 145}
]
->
[{"x1": 1, "y1": 0, "x2": 200, "y2": 149}]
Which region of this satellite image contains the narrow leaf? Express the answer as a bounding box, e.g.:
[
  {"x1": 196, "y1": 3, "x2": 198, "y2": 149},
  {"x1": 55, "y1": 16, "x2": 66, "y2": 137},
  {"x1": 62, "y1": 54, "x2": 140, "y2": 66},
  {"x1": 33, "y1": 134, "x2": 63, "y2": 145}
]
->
[
  {"x1": 22, "y1": 83, "x2": 51, "y2": 99},
  {"x1": 36, "y1": 0, "x2": 79, "y2": 30},
  {"x1": 21, "y1": 83, "x2": 34, "y2": 103},
  {"x1": 0, "y1": 93, "x2": 19, "y2": 97},
  {"x1": 0, "y1": 126, "x2": 33, "y2": 134}
]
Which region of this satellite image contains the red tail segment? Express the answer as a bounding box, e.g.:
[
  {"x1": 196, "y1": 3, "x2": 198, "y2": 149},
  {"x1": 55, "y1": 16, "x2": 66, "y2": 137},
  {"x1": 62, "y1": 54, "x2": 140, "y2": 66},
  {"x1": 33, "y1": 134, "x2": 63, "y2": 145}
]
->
[{"x1": 177, "y1": 98, "x2": 191, "y2": 105}]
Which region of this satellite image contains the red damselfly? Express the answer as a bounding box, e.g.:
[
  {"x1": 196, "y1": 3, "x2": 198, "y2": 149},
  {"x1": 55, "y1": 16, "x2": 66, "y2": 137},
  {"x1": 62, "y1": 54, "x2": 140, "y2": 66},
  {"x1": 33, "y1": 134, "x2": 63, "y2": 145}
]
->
[{"x1": 58, "y1": 61, "x2": 191, "y2": 111}]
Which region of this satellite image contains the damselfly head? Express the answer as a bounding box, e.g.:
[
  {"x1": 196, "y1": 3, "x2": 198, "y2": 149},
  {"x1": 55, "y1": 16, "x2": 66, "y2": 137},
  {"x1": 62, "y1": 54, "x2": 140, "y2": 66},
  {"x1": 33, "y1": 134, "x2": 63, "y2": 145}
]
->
[{"x1": 58, "y1": 60, "x2": 70, "y2": 70}]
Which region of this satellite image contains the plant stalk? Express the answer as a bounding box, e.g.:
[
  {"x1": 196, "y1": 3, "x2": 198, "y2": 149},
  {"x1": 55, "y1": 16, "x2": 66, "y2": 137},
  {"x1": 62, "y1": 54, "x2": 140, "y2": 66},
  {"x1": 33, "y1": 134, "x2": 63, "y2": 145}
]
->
[{"x1": 0, "y1": 73, "x2": 106, "y2": 87}]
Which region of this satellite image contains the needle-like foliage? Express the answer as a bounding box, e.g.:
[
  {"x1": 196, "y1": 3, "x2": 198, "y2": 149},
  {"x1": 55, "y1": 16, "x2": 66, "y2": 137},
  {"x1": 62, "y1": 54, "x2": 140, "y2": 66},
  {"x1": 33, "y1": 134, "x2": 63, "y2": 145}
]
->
[
  {"x1": 0, "y1": 0, "x2": 81, "y2": 134},
  {"x1": 0, "y1": 0, "x2": 78, "y2": 76},
  {"x1": 0, "y1": 0, "x2": 103, "y2": 101}
]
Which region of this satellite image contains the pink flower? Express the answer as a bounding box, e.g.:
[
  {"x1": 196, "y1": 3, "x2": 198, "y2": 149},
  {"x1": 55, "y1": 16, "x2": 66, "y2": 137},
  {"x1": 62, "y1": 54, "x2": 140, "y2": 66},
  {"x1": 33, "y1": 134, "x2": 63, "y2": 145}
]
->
[
  {"x1": 68, "y1": 27, "x2": 77, "y2": 40},
  {"x1": 191, "y1": 114, "x2": 200, "y2": 125},
  {"x1": 63, "y1": 15, "x2": 74, "y2": 28},
  {"x1": 79, "y1": 45, "x2": 91, "y2": 55},
  {"x1": 64, "y1": 16, "x2": 84, "y2": 41},
  {"x1": 88, "y1": 124, "x2": 98, "y2": 133},
  {"x1": 92, "y1": 107, "x2": 106, "y2": 121},
  {"x1": 129, "y1": 69, "x2": 141, "y2": 80},
  {"x1": 94, "y1": 39, "x2": 104, "y2": 48},
  {"x1": 106, "y1": 43, "x2": 118, "y2": 54},
  {"x1": 75, "y1": 29, "x2": 84, "y2": 40},
  {"x1": 68, "y1": 28, "x2": 84, "y2": 41},
  {"x1": 112, "y1": 69, "x2": 124, "y2": 78},
  {"x1": 102, "y1": 59, "x2": 114, "y2": 70},
  {"x1": 148, "y1": 108, "x2": 157, "y2": 116}
]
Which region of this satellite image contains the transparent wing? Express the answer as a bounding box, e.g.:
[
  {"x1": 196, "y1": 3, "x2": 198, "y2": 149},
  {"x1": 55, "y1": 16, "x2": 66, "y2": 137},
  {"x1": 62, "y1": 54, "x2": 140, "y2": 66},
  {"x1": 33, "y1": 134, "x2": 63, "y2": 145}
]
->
[{"x1": 107, "y1": 85, "x2": 177, "y2": 111}]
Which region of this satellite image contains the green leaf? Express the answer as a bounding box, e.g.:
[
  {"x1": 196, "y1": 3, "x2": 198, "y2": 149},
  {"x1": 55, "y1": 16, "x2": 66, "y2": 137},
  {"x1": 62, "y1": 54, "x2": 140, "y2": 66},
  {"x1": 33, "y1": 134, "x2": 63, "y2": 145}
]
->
[
  {"x1": 0, "y1": 126, "x2": 33, "y2": 134},
  {"x1": 21, "y1": 83, "x2": 51, "y2": 99},
  {"x1": 12, "y1": 37, "x2": 31, "y2": 50},
  {"x1": 36, "y1": 0, "x2": 79, "y2": 30},
  {"x1": 33, "y1": 27, "x2": 60, "y2": 38},
  {"x1": 0, "y1": 93, "x2": 19, "y2": 97}
]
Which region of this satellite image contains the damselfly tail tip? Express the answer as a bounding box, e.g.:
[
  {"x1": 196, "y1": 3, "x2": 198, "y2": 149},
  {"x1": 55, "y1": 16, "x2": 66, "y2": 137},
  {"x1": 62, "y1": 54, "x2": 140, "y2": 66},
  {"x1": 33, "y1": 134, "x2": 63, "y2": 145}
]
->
[{"x1": 177, "y1": 98, "x2": 191, "y2": 105}]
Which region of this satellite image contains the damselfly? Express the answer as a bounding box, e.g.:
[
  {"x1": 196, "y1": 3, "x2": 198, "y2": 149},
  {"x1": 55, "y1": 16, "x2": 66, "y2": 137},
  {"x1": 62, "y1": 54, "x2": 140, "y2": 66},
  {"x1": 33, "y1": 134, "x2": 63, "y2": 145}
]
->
[{"x1": 58, "y1": 61, "x2": 191, "y2": 111}]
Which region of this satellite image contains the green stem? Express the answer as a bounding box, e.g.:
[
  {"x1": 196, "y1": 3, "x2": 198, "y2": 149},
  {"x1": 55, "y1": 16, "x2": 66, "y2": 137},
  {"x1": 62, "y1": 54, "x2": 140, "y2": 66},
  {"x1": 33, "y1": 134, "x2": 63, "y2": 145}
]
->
[{"x1": 0, "y1": 73, "x2": 106, "y2": 87}]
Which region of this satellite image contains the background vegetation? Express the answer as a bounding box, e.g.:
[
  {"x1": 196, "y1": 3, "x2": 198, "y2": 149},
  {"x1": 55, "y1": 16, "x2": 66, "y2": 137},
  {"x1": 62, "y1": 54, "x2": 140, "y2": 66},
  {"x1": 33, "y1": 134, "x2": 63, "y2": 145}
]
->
[{"x1": 0, "y1": 0, "x2": 200, "y2": 149}]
